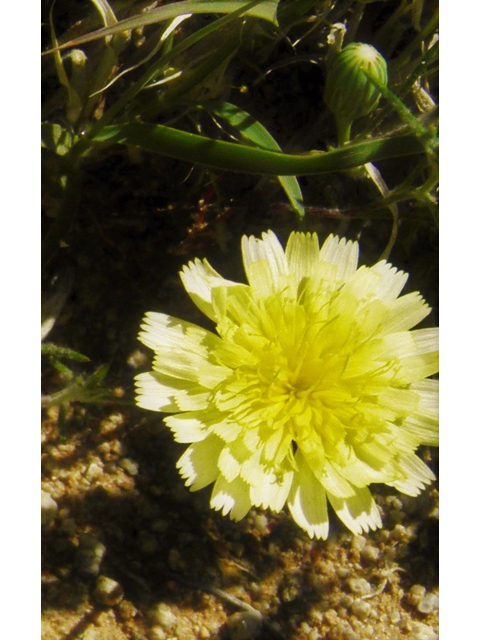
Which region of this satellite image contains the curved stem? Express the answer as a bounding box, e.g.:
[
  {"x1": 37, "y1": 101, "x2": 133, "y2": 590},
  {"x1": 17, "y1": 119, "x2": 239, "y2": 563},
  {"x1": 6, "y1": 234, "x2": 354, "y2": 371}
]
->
[{"x1": 90, "y1": 121, "x2": 425, "y2": 176}]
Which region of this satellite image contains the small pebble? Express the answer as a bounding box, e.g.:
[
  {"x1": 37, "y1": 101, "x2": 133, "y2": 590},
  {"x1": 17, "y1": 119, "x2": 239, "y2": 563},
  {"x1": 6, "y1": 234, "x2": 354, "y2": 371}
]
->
[
  {"x1": 41, "y1": 491, "x2": 58, "y2": 527},
  {"x1": 407, "y1": 621, "x2": 438, "y2": 640},
  {"x1": 407, "y1": 584, "x2": 426, "y2": 607},
  {"x1": 389, "y1": 610, "x2": 401, "y2": 624},
  {"x1": 329, "y1": 619, "x2": 359, "y2": 640},
  {"x1": 391, "y1": 523, "x2": 414, "y2": 543},
  {"x1": 337, "y1": 567, "x2": 350, "y2": 579},
  {"x1": 86, "y1": 462, "x2": 103, "y2": 482},
  {"x1": 127, "y1": 349, "x2": 148, "y2": 369},
  {"x1": 119, "y1": 457, "x2": 139, "y2": 476},
  {"x1": 75, "y1": 534, "x2": 106, "y2": 577},
  {"x1": 361, "y1": 545, "x2": 380, "y2": 563},
  {"x1": 219, "y1": 611, "x2": 263, "y2": 640},
  {"x1": 418, "y1": 593, "x2": 439, "y2": 614},
  {"x1": 391, "y1": 497, "x2": 403, "y2": 511},
  {"x1": 347, "y1": 577, "x2": 372, "y2": 597},
  {"x1": 150, "y1": 603, "x2": 177, "y2": 630},
  {"x1": 351, "y1": 599, "x2": 371, "y2": 621},
  {"x1": 116, "y1": 599, "x2": 137, "y2": 621},
  {"x1": 351, "y1": 535, "x2": 367, "y2": 551},
  {"x1": 252, "y1": 513, "x2": 269, "y2": 535},
  {"x1": 93, "y1": 575, "x2": 124, "y2": 606}
]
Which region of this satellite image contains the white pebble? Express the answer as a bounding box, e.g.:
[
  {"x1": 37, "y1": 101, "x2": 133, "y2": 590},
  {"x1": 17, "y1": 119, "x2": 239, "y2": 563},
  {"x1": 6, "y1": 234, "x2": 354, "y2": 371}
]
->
[
  {"x1": 150, "y1": 603, "x2": 177, "y2": 630},
  {"x1": 253, "y1": 513, "x2": 269, "y2": 535},
  {"x1": 407, "y1": 584, "x2": 426, "y2": 606},
  {"x1": 41, "y1": 491, "x2": 58, "y2": 527},
  {"x1": 93, "y1": 575, "x2": 124, "y2": 606},
  {"x1": 351, "y1": 599, "x2": 371, "y2": 620},
  {"x1": 407, "y1": 621, "x2": 438, "y2": 640},
  {"x1": 347, "y1": 577, "x2": 372, "y2": 597},
  {"x1": 418, "y1": 593, "x2": 439, "y2": 614},
  {"x1": 361, "y1": 545, "x2": 380, "y2": 563},
  {"x1": 86, "y1": 462, "x2": 103, "y2": 482},
  {"x1": 149, "y1": 627, "x2": 167, "y2": 640}
]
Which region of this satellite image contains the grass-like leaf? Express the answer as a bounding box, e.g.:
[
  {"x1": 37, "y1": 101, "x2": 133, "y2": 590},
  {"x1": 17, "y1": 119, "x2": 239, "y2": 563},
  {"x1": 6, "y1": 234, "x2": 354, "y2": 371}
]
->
[
  {"x1": 207, "y1": 101, "x2": 304, "y2": 221},
  {"x1": 42, "y1": 0, "x2": 279, "y2": 54},
  {"x1": 41, "y1": 344, "x2": 91, "y2": 363}
]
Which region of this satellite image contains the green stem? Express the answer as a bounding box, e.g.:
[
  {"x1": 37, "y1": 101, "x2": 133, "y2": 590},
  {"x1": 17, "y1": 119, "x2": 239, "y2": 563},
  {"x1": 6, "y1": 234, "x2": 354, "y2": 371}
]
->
[
  {"x1": 91, "y1": 121, "x2": 425, "y2": 175},
  {"x1": 336, "y1": 118, "x2": 352, "y2": 147}
]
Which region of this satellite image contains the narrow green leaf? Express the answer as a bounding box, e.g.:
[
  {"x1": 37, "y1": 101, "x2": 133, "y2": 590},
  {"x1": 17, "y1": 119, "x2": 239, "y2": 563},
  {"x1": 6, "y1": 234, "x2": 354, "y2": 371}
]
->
[
  {"x1": 88, "y1": 0, "x2": 118, "y2": 27},
  {"x1": 92, "y1": 121, "x2": 425, "y2": 176},
  {"x1": 41, "y1": 343, "x2": 91, "y2": 363},
  {"x1": 49, "y1": 3, "x2": 83, "y2": 123},
  {"x1": 42, "y1": 1, "x2": 279, "y2": 54},
  {"x1": 207, "y1": 101, "x2": 304, "y2": 221}
]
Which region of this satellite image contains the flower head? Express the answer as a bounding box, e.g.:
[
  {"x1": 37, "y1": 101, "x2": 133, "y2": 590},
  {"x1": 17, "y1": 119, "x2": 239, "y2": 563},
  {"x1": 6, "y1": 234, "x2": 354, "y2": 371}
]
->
[{"x1": 135, "y1": 231, "x2": 438, "y2": 538}]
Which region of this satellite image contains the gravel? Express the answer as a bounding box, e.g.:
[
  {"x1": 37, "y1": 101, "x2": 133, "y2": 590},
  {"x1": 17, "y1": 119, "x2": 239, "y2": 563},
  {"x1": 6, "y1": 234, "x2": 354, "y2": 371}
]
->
[{"x1": 93, "y1": 575, "x2": 124, "y2": 606}]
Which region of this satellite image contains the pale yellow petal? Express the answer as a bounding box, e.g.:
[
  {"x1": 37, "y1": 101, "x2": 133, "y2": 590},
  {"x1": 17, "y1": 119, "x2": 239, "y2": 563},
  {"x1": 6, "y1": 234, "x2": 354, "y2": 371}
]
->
[
  {"x1": 164, "y1": 412, "x2": 209, "y2": 443},
  {"x1": 287, "y1": 451, "x2": 329, "y2": 539},
  {"x1": 135, "y1": 370, "x2": 210, "y2": 412},
  {"x1": 327, "y1": 486, "x2": 382, "y2": 535},
  {"x1": 383, "y1": 291, "x2": 431, "y2": 333},
  {"x1": 241, "y1": 230, "x2": 288, "y2": 296},
  {"x1": 381, "y1": 328, "x2": 439, "y2": 382},
  {"x1": 210, "y1": 475, "x2": 252, "y2": 521},
  {"x1": 370, "y1": 260, "x2": 408, "y2": 302},
  {"x1": 388, "y1": 453, "x2": 436, "y2": 496},
  {"x1": 134, "y1": 371, "x2": 180, "y2": 412},
  {"x1": 285, "y1": 231, "x2": 321, "y2": 283},
  {"x1": 180, "y1": 258, "x2": 238, "y2": 322},
  {"x1": 318, "y1": 234, "x2": 359, "y2": 283},
  {"x1": 218, "y1": 446, "x2": 243, "y2": 482},
  {"x1": 401, "y1": 412, "x2": 439, "y2": 447},
  {"x1": 250, "y1": 470, "x2": 293, "y2": 512},
  {"x1": 177, "y1": 434, "x2": 223, "y2": 490},
  {"x1": 239, "y1": 450, "x2": 293, "y2": 511},
  {"x1": 140, "y1": 313, "x2": 229, "y2": 389},
  {"x1": 320, "y1": 460, "x2": 358, "y2": 498}
]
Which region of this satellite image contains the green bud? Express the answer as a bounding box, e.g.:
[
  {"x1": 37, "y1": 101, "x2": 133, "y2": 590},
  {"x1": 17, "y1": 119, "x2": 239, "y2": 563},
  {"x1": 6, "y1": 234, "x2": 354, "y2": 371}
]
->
[{"x1": 324, "y1": 43, "x2": 388, "y2": 144}]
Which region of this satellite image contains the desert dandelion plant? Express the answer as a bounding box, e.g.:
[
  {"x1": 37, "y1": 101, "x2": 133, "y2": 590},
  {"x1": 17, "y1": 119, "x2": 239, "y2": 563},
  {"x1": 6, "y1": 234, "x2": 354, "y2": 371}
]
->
[{"x1": 135, "y1": 231, "x2": 438, "y2": 538}]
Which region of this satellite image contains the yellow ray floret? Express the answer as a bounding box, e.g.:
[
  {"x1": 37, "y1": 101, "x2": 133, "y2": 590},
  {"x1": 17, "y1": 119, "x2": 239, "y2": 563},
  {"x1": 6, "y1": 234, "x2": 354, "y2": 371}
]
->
[{"x1": 135, "y1": 231, "x2": 439, "y2": 538}]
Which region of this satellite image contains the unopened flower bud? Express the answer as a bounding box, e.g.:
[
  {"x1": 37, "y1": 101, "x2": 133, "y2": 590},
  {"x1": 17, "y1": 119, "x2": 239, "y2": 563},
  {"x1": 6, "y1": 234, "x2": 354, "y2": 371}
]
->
[{"x1": 324, "y1": 43, "x2": 388, "y2": 144}]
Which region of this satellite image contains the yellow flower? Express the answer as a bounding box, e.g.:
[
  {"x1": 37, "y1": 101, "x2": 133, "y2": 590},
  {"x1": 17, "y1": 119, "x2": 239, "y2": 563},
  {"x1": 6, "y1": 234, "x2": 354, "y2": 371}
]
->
[{"x1": 135, "y1": 231, "x2": 438, "y2": 538}]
